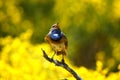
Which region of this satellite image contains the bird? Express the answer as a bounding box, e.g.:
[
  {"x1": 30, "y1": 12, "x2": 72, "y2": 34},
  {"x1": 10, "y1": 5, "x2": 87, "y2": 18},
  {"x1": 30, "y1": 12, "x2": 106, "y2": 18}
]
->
[{"x1": 44, "y1": 23, "x2": 68, "y2": 62}]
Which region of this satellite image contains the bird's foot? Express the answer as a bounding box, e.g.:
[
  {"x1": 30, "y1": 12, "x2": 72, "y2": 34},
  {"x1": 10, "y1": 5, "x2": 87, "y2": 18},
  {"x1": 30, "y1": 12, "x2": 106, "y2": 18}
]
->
[{"x1": 61, "y1": 58, "x2": 65, "y2": 64}]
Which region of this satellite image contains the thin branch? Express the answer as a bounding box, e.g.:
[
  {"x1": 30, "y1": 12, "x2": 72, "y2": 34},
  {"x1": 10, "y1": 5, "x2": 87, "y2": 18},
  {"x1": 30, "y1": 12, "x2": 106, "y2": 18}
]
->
[{"x1": 41, "y1": 48, "x2": 82, "y2": 80}]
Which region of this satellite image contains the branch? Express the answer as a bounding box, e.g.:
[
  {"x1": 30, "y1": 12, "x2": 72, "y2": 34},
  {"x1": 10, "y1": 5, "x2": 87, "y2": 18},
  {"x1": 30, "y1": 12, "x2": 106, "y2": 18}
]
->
[{"x1": 41, "y1": 49, "x2": 82, "y2": 80}]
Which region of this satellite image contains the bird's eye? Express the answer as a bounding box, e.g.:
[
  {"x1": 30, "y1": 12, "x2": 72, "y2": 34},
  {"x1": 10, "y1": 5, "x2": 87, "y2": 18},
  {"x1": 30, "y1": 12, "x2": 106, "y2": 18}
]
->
[
  {"x1": 52, "y1": 24, "x2": 57, "y2": 28},
  {"x1": 52, "y1": 25, "x2": 55, "y2": 28}
]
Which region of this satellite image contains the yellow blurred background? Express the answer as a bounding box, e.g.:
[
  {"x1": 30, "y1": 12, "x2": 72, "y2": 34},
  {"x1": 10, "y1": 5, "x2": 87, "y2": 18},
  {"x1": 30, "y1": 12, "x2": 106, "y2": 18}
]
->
[{"x1": 0, "y1": 0, "x2": 120, "y2": 80}]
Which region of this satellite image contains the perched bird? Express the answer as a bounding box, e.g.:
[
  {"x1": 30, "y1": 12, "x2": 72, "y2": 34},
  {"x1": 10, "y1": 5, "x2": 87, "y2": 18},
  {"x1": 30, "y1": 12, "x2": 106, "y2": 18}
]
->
[{"x1": 44, "y1": 23, "x2": 68, "y2": 61}]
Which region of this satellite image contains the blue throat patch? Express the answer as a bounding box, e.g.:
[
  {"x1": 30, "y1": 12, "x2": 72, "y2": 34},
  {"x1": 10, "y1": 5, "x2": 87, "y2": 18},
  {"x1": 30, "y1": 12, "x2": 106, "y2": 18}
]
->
[{"x1": 50, "y1": 29, "x2": 62, "y2": 41}]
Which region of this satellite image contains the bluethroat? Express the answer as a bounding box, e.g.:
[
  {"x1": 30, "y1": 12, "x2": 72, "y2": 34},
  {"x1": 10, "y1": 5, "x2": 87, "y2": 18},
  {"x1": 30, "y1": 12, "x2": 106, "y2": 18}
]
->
[{"x1": 44, "y1": 23, "x2": 68, "y2": 61}]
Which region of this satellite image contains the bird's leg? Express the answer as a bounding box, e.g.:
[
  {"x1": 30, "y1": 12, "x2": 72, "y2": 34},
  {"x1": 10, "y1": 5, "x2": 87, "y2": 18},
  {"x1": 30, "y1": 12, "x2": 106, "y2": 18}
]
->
[
  {"x1": 51, "y1": 47, "x2": 57, "y2": 60},
  {"x1": 51, "y1": 52, "x2": 55, "y2": 59}
]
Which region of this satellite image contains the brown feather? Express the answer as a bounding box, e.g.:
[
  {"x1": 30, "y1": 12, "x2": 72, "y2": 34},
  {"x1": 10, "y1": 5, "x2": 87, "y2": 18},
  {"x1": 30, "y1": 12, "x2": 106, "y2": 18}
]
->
[{"x1": 44, "y1": 34, "x2": 68, "y2": 55}]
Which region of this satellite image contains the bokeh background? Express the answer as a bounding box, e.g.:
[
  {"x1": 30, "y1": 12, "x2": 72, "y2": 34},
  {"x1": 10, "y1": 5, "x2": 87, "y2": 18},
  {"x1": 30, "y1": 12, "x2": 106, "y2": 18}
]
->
[{"x1": 0, "y1": 0, "x2": 120, "y2": 80}]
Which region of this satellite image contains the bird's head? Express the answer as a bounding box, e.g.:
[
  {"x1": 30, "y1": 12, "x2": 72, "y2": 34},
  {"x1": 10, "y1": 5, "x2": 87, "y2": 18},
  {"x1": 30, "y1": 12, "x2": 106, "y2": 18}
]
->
[{"x1": 50, "y1": 23, "x2": 60, "y2": 30}]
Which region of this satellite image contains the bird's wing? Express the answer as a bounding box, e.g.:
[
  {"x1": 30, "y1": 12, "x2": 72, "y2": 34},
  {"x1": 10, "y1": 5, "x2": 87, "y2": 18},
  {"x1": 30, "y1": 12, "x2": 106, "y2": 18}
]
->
[
  {"x1": 44, "y1": 34, "x2": 50, "y2": 43},
  {"x1": 62, "y1": 34, "x2": 68, "y2": 49}
]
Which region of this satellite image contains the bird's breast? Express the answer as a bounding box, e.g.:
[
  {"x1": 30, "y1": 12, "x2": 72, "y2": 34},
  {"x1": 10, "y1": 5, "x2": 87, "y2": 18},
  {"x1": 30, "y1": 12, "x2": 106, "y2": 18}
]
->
[
  {"x1": 51, "y1": 42, "x2": 65, "y2": 50},
  {"x1": 49, "y1": 29, "x2": 62, "y2": 41},
  {"x1": 51, "y1": 42, "x2": 66, "y2": 55},
  {"x1": 50, "y1": 33, "x2": 61, "y2": 41}
]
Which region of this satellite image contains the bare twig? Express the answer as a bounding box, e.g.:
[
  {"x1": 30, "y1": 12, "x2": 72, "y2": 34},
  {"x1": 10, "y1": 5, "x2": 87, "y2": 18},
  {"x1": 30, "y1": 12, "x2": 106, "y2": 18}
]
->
[{"x1": 41, "y1": 48, "x2": 82, "y2": 80}]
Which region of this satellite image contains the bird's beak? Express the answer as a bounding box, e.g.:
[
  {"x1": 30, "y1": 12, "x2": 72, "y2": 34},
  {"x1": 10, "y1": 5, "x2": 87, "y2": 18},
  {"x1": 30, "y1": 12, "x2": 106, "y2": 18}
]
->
[{"x1": 55, "y1": 23, "x2": 60, "y2": 29}]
